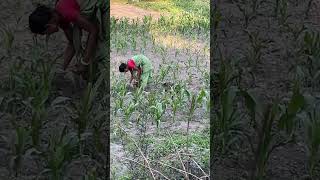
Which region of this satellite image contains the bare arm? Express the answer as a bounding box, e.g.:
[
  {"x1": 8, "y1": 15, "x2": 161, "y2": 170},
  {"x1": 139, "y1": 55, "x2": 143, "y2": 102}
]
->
[
  {"x1": 74, "y1": 15, "x2": 98, "y2": 64},
  {"x1": 62, "y1": 26, "x2": 75, "y2": 70}
]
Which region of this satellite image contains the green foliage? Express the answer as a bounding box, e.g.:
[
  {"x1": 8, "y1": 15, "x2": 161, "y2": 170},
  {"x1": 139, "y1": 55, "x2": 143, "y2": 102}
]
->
[
  {"x1": 43, "y1": 127, "x2": 79, "y2": 180},
  {"x1": 11, "y1": 126, "x2": 31, "y2": 176},
  {"x1": 304, "y1": 100, "x2": 320, "y2": 177},
  {"x1": 214, "y1": 86, "x2": 243, "y2": 154}
]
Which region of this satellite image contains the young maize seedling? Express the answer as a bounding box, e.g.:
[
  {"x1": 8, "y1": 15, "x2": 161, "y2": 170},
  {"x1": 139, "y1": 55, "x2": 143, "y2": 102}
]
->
[
  {"x1": 132, "y1": 87, "x2": 143, "y2": 104},
  {"x1": 303, "y1": 31, "x2": 320, "y2": 89},
  {"x1": 305, "y1": 103, "x2": 320, "y2": 178},
  {"x1": 184, "y1": 89, "x2": 206, "y2": 174},
  {"x1": 71, "y1": 75, "x2": 103, "y2": 139},
  {"x1": 251, "y1": 102, "x2": 279, "y2": 180},
  {"x1": 213, "y1": 53, "x2": 240, "y2": 98},
  {"x1": 278, "y1": 84, "x2": 305, "y2": 137},
  {"x1": 244, "y1": 30, "x2": 269, "y2": 69},
  {"x1": 169, "y1": 99, "x2": 179, "y2": 122},
  {"x1": 114, "y1": 98, "x2": 124, "y2": 115},
  {"x1": 150, "y1": 101, "x2": 167, "y2": 128},
  {"x1": 11, "y1": 126, "x2": 31, "y2": 177},
  {"x1": 92, "y1": 108, "x2": 108, "y2": 153},
  {"x1": 214, "y1": 86, "x2": 243, "y2": 154},
  {"x1": 158, "y1": 65, "x2": 171, "y2": 83},
  {"x1": 43, "y1": 127, "x2": 79, "y2": 180},
  {"x1": 0, "y1": 25, "x2": 14, "y2": 55},
  {"x1": 124, "y1": 101, "x2": 139, "y2": 125}
]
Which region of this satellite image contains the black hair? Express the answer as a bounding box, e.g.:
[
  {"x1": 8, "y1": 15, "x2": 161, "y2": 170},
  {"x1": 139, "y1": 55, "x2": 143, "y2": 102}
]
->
[
  {"x1": 29, "y1": 5, "x2": 53, "y2": 34},
  {"x1": 119, "y1": 63, "x2": 127, "y2": 72}
]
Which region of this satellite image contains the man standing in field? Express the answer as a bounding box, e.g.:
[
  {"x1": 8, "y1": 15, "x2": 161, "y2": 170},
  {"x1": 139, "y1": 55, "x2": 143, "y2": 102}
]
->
[
  {"x1": 28, "y1": 0, "x2": 107, "y2": 82},
  {"x1": 119, "y1": 54, "x2": 153, "y2": 90}
]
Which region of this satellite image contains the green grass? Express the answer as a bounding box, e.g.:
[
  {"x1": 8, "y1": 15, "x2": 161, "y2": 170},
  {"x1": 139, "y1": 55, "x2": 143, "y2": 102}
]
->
[
  {"x1": 133, "y1": 0, "x2": 209, "y2": 17},
  {"x1": 151, "y1": 131, "x2": 209, "y2": 165},
  {"x1": 111, "y1": 0, "x2": 210, "y2": 37}
]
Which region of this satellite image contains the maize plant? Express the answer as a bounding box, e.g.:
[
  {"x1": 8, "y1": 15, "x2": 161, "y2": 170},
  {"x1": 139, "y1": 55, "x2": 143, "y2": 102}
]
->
[
  {"x1": 251, "y1": 102, "x2": 280, "y2": 180},
  {"x1": 69, "y1": 75, "x2": 103, "y2": 139},
  {"x1": 304, "y1": 102, "x2": 320, "y2": 177},
  {"x1": 303, "y1": 30, "x2": 320, "y2": 89},
  {"x1": 157, "y1": 64, "x2": 172, "y2": 83},
  {"x1": 124, "y1": 101, "x2": 139, "y2": 125},
  {"x1": 0, "y1": 25, "x2": 14, "y2": 55},
  {"x1": 278, "y1": 85, "x2": 305, "y2": 137},
  {"x1": 91, "y1": 107, "x2": 108, "y2": 153},
  {"x1": 43, "y1": 127, "x2": 79, "y2": 180},
  {"x1": 150, "y1": 101, "x2": 167, "y2": 128},
  {"x1": 244, "y1": 30, "x2": 269, "y2": 69},
  {"x1": 10, "y1": 126, "x2": 31, "y2": 177},
  {"x1": 214, "y1": 86, "x2": 243, "y2": 154}
]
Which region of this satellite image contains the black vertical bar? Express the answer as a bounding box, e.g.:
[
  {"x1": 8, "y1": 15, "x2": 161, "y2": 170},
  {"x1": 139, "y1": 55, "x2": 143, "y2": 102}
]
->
[
  {"x1": 210, "y1": 0, "x2": 218, "y2": 179},
  {"x1": 105, "y1": 0, "x2": 110, "y2": 179}
]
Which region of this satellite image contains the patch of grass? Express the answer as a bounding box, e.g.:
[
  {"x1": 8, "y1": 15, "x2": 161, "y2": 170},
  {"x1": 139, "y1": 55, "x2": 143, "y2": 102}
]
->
[
  {"x1": 151, "y1": 131, "x2": 209, "y2": 164},
  {"x1": 134, "y1": 0, "x2": 209, "y2": 16},
  {"x1": 130, "y1": 0, "x2": 209, "y2": 37}
]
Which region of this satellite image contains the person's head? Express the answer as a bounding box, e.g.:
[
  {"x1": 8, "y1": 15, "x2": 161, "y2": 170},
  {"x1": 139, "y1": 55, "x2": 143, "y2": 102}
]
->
[
  {"x1": 119, "y1": 63, "x2": 128, "y2": 72},
  {"x1": 29, "y1": 5, "x2": 59, "y2": 35}
]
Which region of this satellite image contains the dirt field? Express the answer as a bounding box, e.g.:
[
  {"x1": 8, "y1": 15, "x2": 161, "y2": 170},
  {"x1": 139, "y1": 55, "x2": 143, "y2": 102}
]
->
[
  {"x1": 110, "y1": 2, "x2": 164, "y2": 20},
  {"x1": 212, "y1": 0, "x2": 320, "y2": 179},
  {"x1": 0, "y1": 0, "x2": 107, "y2": 179},
  {"x1": 110, "y1": 1, "x2": 209, "y2": 179}
]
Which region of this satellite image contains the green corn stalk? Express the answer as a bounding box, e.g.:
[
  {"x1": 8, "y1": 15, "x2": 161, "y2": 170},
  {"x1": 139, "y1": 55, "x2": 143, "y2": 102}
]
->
[
  {"x1": 278, "y1": 84, "x2": 305, "y2": 137},
  {"x1": 43, "y1": 127, "x2": 79, "y2": 180},
  {"x1": 114, "y1": 98, "x2": 124, "y2": 115},
  {"x1": 251, "y1": 102, "x2": 279, "y2": 180},
  {"x1": 303, "y1": 31, "x2": 320, "y2": 89},
  {"x1": 244, "y1": 30, "x2": 269, "y2": 68},
  {"x1": 132, "y1": 87, "x2": 143, "y2": 104},
  {"x1": 113, "y1": 80, "x2": 127, "y2": 115},
  {"x1": 173, "y1": 63, "x2": 180, "y2": 80},
  {"x1": 71, "y1": 75, "x2": 103, "y2": 139},
  {"x1": 74, "y1": 84, "x2": 93, "y2": 137},
  {"x1": 169, "y1": 91, "x2": 181, "y2": 122},
  {"x1": 11, "y1": 126, "x2": 30, "y2": 177},
  {"x1": 147, "y1": 91, "x2": 156, "y2": 108},
  {"x1": 184, "y1": 89, "x2": 207, "y2": 174},
  {"x1": 124, "y1": 101, "x2": 139, "y2": 125},
  {"x1": 150, "y1": 101, "x2": 166, "y2": 128},
  {"x1": 131, "y1": 36, "x2": 137, "y2": 51},
  {"x1": 158, "y1": 65, "x2": 171, "y2": 83},
  {"x1": 0, "y1": 25, "x2": 14, "y2": 55},
  {"x1": 92, "y1": 109, "x2": 107, "y2": 153},
  {"x1": 169, "y1": 82, "x2": 188, "y2": 120},
  {"x1": 213, "y1": 53, "x2": 239, "y2": 98},
  {"x1": 24, "y1": 63, "x2": 53, "y2": 147},
  {"x1": 30, "y1": 103, "x2": 47, "y2": 147},
  {"x1": 214, "y1": 86, "x2": 242, "y2": 154},
  {"x1": 305, "y1": 104, "x2": 320, "y2": 178}
]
